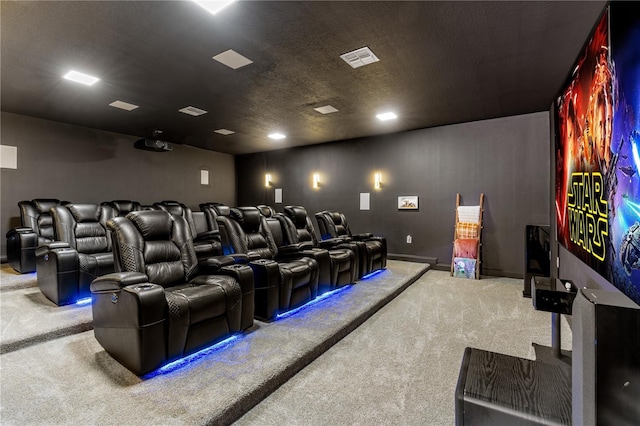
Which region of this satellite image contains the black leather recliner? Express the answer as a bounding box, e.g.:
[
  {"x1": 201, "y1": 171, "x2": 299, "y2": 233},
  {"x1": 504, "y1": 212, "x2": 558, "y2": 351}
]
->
[
  {"x1": 284, "y1": 206, "x2": 356, "y2": 290},
  {"x1": 90, "y1": 210, "x2": 254, "y2": 376},
  {"x1": 214, "y1": 206, "x2": 319, "y2": 321},
  {"x1": 6, "y1": 199, "x2": 66, "y2": 273},
  {"x1": 154, "y1": 200, "x2": 221, "y2": 260},
  {"x1": 101, "y1": 200, "x2": 141, "y2": 217},
  {"x1": 315, "y1": 210, "x2": 387, "y2": 277},
  {"x1": 262, "y1": 211, "x2": 334, "y2": 296},
  {"x1": 35, "y1": 203, "x2": 116, "y2": 305},
  {"x1": 255, "y1": 205, "x2": 333, "y2": 293}
]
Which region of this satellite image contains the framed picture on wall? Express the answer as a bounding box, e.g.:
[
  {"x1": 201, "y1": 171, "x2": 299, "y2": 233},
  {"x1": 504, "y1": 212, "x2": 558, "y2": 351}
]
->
[{"x1": 398, "y1": 196, "x2": 419, "y2": 210}]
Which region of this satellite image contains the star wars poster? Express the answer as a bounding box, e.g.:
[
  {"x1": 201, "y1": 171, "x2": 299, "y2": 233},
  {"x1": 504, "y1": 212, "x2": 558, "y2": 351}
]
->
[{"x1": 555, "y1": 4, "x2": 640, "y2": 305}]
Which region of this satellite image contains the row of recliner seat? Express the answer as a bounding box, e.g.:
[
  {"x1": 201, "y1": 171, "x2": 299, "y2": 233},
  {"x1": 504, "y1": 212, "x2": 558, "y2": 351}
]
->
[
  {"x1": 6, "y1": 199, "x2": 219, "y2": 276},
  {"x1": 5, "y1": 198, "x2": 386, "y2": 375},
  {"x1": 7, "y1": 199, "x2": 143, "y2": 275}
]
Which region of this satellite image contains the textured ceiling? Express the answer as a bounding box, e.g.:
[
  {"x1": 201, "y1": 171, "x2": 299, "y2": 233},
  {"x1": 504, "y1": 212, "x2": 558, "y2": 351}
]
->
[{"x1": 1, "y1": 1, "x2": 606, "y2": 155}]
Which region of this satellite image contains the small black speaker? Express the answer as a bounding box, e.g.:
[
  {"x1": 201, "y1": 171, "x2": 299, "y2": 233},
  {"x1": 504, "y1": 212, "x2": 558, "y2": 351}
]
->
[
  {"x1": 572, "y1": 288, "x2": 640, "y2": 425},
  {"x1": 134, "y1": 138, "x2": 173, "y2": 152}
]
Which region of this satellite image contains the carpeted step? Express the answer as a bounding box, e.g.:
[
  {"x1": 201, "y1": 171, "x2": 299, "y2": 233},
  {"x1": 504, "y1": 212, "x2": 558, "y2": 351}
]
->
[{"x1": 0, "y1": 260, "x2": 429, "y2": 425}]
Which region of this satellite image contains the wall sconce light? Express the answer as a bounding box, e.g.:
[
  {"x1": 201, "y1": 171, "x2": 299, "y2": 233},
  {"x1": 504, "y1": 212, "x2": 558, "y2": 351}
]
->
[
  {"x1": 374, "y1": 172, "x2": 382, "y2": 190},
  {"x1": 265, "y1": 173, "x2": 272, "y2": 187},
  {"x1": 313, "y1": 173, "x2": 320, "y2": 189}
]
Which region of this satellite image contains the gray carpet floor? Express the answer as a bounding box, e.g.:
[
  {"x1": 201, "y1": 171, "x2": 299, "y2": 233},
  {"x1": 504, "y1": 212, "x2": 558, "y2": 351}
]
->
[
  {"x1": 1, "y1": 281, "x2": 93, "y2": 353},
  {"x1": 235, "y1": 270, "x2": 572, "y2": 425},
  {"x1": 0, "y1": 263, "x2": 37, "y2": 292},
  {"x1": 0, "y1": 260, "x2": 429, "y2": 425}
]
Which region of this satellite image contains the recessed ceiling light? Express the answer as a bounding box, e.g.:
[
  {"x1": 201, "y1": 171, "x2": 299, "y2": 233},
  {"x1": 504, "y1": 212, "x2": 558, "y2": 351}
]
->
[
  {"x1": 179, "y1": 106, "x2": 208, "y2": 116},
  {"x1": 63, "y1": 70, "x2": 100, "y2": 86},
  {"x1": 376, "y1": 112, "x2": 397, "y2": 121},
  {"x1": 340, "y1": 47, "x2": 379, "y2": 69},
  {"x1": 314, "y1": 105, "x2": 339, "y2": 114},
  {"x1": 213, "y1": 49, "x2": 253, "y2": 69},
  {"x1": 268, "y1": 133, "x2": 286, "y2": 140},
  {"x1": 214, "y1": 129, "x2": 235, "y2": 135},
  {"x1": 109, "y1": 100, "x2": 139, "y2": 111},
  {"x1": 190, "y1": 0, "x2": 237, "y2": 15}
]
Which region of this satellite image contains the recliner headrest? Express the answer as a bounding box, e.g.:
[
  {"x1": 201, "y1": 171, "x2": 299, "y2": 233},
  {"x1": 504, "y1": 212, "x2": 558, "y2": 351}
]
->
[
  {"x1": 285, "y1": 206, "x2": 308, "y2": 229},
  {"x1": 157, "y1": 201, "x2": 184, "y2": 216},
  {"x1": 33, "y1": 199, "x2": 61, "y2": 213},
  {"x1": 214, "y1": 205, "x2": 231, "y2": 216},
  {"x1": 128, "y1": 210, "x2": 173, "y2": 241},
  {"x1": 234, "y1": 207, "x2": 262, "y2": 232},
  {"x1": 257, "y1": 205, "x2": 275, "y2": 218},
  {"x1": 329, "y1": 211, "x2": 343, "y2": 224},
  {"x1": 200, "y1": 202, "x2": 221, "y2": 211},
  {"x1": 68, "y1": 203, "x2": 101, "y2": 223},
  {"x1": 112, "y1": 200, "x2": 139, "y2": 212}
]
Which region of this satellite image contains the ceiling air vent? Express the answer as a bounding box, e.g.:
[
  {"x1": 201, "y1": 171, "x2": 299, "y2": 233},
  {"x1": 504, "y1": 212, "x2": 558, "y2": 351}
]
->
[
  {"x1": 214, "y1": 129, "x2": 235, "y2": 135},
  {"x1": 179, "y1": 106, "x2": 208, "y2": 116},
  {"x1": 314, "y1": 105, "x2": 339, "y2": 114},
  {"x1": 213, "y1": 49, "x2": 253, "y2": 69},
  {"x1": 340, "y1": 47, "x2": 379, "y2": 69}
]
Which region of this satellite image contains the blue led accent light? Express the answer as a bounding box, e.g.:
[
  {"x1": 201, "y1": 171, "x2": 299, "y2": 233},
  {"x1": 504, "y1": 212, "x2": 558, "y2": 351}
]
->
[
  {"x1": 276, "y1": 285, "x2": 352, "y2": 320},
  {"x1": 143, "y1": 334, "x2": 241, "y2": 379},
  {"x1": 360, "y1": 269, "x2": 385, "y2": 280},
  {"x1": 75, "y1": 297, "x2": 92, "y2": 306}
]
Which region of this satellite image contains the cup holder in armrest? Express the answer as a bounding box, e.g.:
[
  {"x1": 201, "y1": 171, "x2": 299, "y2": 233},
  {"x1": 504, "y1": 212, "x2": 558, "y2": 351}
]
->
[{"x1": 134, "y1": 284, "x2": 155, "y2": 291}]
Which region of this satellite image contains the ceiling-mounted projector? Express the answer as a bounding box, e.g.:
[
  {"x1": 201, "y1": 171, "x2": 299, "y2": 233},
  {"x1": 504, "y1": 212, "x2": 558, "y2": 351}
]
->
[
  {"x1": 134, "y1": 130, "x2": 172, "y2": 152},
  {"x1": 134, "y1": 138, "x2": 173, "y2": 152}
]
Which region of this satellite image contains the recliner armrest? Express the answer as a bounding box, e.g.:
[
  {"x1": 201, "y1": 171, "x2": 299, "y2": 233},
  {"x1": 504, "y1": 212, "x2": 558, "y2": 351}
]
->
[
  {"x1": 368, "y1": 236, "x2": 386, "y2": 244},
  {"x1": 246, "y1": 252, "x2": 262, "y2": 261},
  {"x1": 35, "y1": 241, "x2": 70, "y2": 257},
  {"x1": 194, "y1": 230, "x2": 220, "y2": 242},
  {"x1": 6, "y1": 227, "x2": 40, "y2": 273},
  {"x1": 90, "y1": 272, "x2": 149, "y2": 293},
  {"x1": 317, "y1": 238, "x2": 344, "y2": 248},
  {"x1": 225, "y1": 253, "x2": 250, "y2": 263},
  {"x1": 6, "y1": 227, "x2": 34, "y2": 237},
  {"x1": 199, "y1": 256, "x2": 237, "y2": 273},
  {"x1": 278, "y1": 243, "x2": 308, "y2": 255},
  {"x1": 351, "y1": 233, "x2": 374, "y2": 240},
  {"x1": 299, "y1": 241, "x2": 314, "y2": 250}
]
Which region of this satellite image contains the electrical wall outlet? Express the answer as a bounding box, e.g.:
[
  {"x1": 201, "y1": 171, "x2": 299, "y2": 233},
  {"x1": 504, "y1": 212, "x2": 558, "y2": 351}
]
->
[{"x1": 406, "y1": 235, "x2": 412, "y2": 244}]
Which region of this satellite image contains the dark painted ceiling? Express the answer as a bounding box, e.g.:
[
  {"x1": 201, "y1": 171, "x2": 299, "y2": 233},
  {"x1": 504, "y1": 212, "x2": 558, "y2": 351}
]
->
[{"x1": 1, "y1": 1, "x2": 606, "y2": 155}]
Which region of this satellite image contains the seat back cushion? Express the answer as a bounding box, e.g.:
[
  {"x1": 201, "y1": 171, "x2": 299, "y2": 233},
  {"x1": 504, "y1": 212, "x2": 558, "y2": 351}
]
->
[
  {"x1": 274, "y1": 214, "x2": 299, "y2": 246},
  {"x1": 265, "y1": 216, "x2": 287, "y2": 248},
  {"x1": 112, "y1": 210, "x2": 198, "y2": 286},
  {"x1": 330, "y1": 211, "x2": 350, "y2": 237},
  {"x1": 68, "y1": 204, "x2": 111, "y2": 254},
  {"x1": 199, "y1": 202, "x2": 224, "y2": 230},
  {"x1": 232, "y1": 207, "x2": 276, "y2": 258},
  {"x1": 284, "y1": 206, "x2": 318, "y2": 245},
  {"x1": 154, "y1": 201, "x2": 197, "y2": 238},
  {"x1": 19, "y1": 199, "x2": 61, "y2": 240}
]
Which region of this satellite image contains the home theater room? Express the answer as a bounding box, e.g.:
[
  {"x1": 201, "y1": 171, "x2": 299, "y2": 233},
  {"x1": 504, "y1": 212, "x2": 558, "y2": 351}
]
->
[{"x1": 1, "y1": 1, "x2": 639, "y2": 425}]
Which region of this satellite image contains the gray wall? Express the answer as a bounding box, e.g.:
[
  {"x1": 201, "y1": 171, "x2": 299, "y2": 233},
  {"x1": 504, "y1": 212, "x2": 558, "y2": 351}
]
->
[
  {"x1": 236, "y1": 112, "x2": 551, "y2": 277},
  {"x1": 1, "y1": 111, "x2": 236, "y2": 258}
]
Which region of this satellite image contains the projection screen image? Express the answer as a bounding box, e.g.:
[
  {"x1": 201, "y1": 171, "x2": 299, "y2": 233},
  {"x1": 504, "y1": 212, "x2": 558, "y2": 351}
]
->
[{"x1": 555, "y1": 4, "x2": 640, "y2": 305}]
